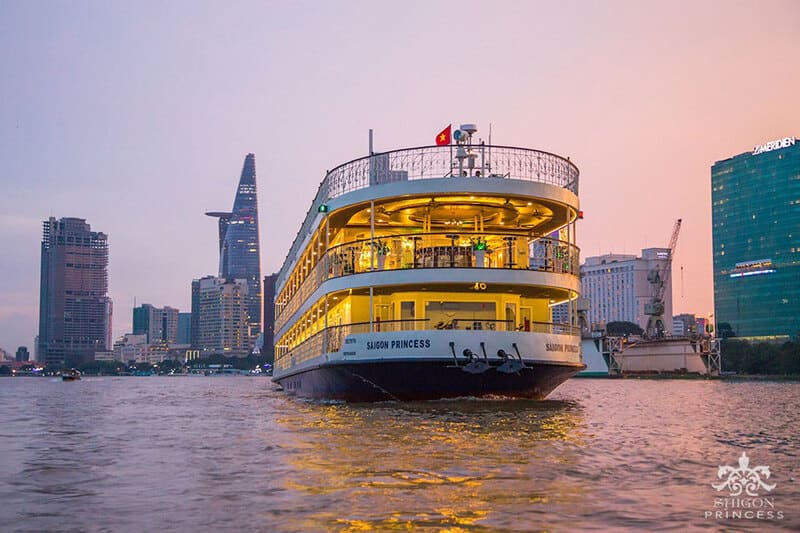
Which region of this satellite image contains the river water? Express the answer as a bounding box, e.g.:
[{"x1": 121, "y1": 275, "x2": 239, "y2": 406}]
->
[{"x1": 0, "y1": 377, "x2": 797, "y2": 532}]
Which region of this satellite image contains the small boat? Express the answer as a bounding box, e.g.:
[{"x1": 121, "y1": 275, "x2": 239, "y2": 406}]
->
[{"x1": 62, "y1": 369, "x2": 81, "y2": 381}]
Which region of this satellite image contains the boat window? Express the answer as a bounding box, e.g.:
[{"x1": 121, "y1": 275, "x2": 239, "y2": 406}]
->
[
  {"x1": 425, "y1": 301, "x2": 496, "y2": 330},
  {"x1": 520, "y1": 306, "x2": 532, "y2": 332},
  {"x1": 506, "y1": 303, "x2": 517, "y2": 328},
  {"x1": 400, "y1": 301, "x2": 415, "y2": 330}
]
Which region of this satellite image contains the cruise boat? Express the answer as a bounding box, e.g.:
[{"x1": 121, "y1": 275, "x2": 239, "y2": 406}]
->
[{"x1": 272, "y1": 124, "x2": 585, "y2": 401}]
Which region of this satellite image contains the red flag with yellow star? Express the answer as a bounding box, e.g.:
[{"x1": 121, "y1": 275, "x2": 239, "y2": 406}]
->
[{"x1": 435, "y1": 124, "x2": 451, "y2": 146}]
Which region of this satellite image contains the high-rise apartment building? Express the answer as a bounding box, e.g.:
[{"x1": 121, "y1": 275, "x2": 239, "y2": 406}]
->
[
  {"x1": 177, "y1": 312, "x2": 192, "y2": 345},
  {"x1": 206, "y1": 154, "x2": 262, "y2": 343},
  {"x1": 711, "y1": 136, "x2": 799, "y2": 340},
  {"x1": 191, "y1": 280, "x2": 201, "y2": 349},
  {"x1": 38, "y1": 217, "x2": 112, "y2": 367},
  {"x1": 262, "y1": 273, "x2": 278, "y2": 361},
  {"x1": 133, "y1": 304, "x2": 179, "y2": 344},
  {"x1": 133, "y1": 304, "x2": 160, "y2": 342},
  {"x1": 580, "y1": 248, "x2": 673, "y2": 334},
  {"x1": 191, "y1": 276, "x2": 249, "y2": 356}
]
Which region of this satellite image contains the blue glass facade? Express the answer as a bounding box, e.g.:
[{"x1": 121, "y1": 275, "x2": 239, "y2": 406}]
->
[
  {"x1": 711, "y1": 138, "x2": 800, "y2": 340},
  {"x1": 208, "y1": 154, "x2": 262, "y2": 343}
]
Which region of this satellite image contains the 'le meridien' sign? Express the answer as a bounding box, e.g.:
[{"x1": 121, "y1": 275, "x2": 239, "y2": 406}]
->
[{"x1": 752, "y1": 137, "x2": 796, "y2": 155}]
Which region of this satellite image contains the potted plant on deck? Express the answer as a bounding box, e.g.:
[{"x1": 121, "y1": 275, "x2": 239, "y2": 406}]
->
[
  {"x1": 471, "y1": 236, "x2": 490, "y2": 267},
  {"x1": 372, "y1": 239, "x2": 390, "y2": 269}
]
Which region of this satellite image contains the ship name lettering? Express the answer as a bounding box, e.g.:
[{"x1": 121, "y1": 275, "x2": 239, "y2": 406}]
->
[
  {"x1": 366, "y1": 339, "x2": 432, "y2": 350},
  {"x1": 546, "y1": 343, "x2": 580, "y2": 353},
  {"x1": 366, "y1": 341, "x2": 390, "y2": 350},
  {"x1": 390, "y1": 339, "x2": 431, "y2": 349}
]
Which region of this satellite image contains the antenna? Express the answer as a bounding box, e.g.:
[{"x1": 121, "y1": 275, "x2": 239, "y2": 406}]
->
[{"x1": 488, "y1": 123, "x2": 492, "y2": 175}]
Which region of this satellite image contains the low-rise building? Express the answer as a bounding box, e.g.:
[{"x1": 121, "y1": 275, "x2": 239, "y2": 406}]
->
[
  {"x1": 94, "y1": 351, "x2": 116, "y2": 362},
  {"x1": 15, "y1": 346, "x2": 30, "y2": 362},
  {"x1": 113, "y1": 334, "x2": 149, "y2": 364}
]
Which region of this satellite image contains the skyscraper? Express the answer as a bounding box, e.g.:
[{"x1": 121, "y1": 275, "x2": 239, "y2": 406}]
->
[
  {"x1": 262, "y1": 273, "x2": 278, "y2": 362},
  {"x1": 177, "y1": 312, "x2": 192, "y2": 345},
  {"x1": 38, "y1": 217, "x2": 112, "y2": 367},
  {"x1": 133, "y1": 304, "x2": 179, "y2": 344},
  {"x1": 207, "y1": 153, "x2": 262, "y2": 345},
  {"x1": 711, "y1": 136, "x2": 799, "y2": 340}
]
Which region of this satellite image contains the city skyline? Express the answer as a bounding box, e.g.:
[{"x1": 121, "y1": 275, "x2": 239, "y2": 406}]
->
[{"x1": 1, "y1": 1, "x2": 799, "y2": 353}]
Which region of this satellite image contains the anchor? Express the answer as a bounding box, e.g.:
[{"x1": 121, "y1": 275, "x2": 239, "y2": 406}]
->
[
  {"x1": 496, "y1": 348, "x2": 524, "y2": 374},
  {"x1": 461, "y1": 348, "x2": 490, "y2": 374}
]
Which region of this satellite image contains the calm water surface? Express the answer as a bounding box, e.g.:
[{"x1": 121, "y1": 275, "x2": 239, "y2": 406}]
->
[{"x1": 0, "y1": 377, "x2": 797, "y2": 532}]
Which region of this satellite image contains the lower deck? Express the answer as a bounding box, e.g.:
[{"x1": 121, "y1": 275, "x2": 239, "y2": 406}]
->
[{"x1": 273, "y1": 328, "x2": 584, "y2": 401}]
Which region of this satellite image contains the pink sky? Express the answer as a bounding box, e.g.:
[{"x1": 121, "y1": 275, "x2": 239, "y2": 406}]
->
[{"x1": 0, "y1": 0, "x2": 798, "y2": 352}]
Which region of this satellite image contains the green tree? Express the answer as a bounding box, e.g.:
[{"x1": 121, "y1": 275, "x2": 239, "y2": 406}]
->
[
  {"x1": 720, "y1": 339, "x2": 800, "y2": 375},
  {"x1": 606, "y1": 321, "x2": 644, "y2": 336},
  {"x1": 717, "y1": 322, "x2": 736, "y2": 338}
]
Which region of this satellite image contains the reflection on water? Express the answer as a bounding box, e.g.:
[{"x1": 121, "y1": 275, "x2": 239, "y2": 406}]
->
[
  {"x1": 277, "y1": 398, "x2": 586, "y2": 531},
  {"x1": 0, "y1": 377, "x2": 797, "y2": 532}
]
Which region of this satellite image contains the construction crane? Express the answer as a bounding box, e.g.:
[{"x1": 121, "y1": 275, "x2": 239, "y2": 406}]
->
[{"x1": 644, "y1": 218, "x2": 682, "y2": 339}]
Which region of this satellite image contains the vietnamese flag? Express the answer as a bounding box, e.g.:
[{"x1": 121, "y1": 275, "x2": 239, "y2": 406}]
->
[{"x1": 435, "y1": 124, "x2": 451, "y2": 146}]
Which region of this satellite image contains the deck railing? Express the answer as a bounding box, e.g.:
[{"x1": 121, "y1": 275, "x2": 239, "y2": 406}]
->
[
  {"x1": 275, "y1": 233, "x2": 580, "y2": 328},
  {"x1": 324, "y1": 144, "x2": 579, "y2": 199}
]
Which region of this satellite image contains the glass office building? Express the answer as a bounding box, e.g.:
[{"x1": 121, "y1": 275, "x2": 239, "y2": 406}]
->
[
  {"x1": 711, "y1": 137, "x2": 800, "y2": 340},
  {"x1": 207, "y1": 154, "x2": 262, "y2": 345}
]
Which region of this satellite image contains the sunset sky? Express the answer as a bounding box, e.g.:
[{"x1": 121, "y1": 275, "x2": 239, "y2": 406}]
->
[{"x1": 1, "y1": 0, "x2": 798, "y2": 353}]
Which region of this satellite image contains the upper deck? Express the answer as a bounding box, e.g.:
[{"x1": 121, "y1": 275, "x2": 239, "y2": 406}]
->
[{"x1": 278, "y1": 143, "x2": 580, "y2": 291}]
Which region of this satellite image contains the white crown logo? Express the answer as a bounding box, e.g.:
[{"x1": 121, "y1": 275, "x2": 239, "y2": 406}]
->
[{"x1": 712, "y1": 452, "x2": 776, "y2": 497}]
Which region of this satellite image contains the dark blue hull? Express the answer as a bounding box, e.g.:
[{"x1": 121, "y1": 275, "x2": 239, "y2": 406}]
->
[{"x1": 274, "y1": 359, "x2": 584, "y2": 402}]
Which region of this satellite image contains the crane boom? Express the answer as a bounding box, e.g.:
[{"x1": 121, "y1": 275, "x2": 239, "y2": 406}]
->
[
  {"x1": 643, "y1": 218, "x2": 682, "y2": 338},
  {"x1": 658, "y1": 218, "x2": 682, "y2": 302}
]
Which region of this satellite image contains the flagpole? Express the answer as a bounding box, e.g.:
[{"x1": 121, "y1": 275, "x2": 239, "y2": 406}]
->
[
  {"x1": 488, "y1": 122, "x2": 492, "y2": 175},
  {"x1": 449, "y1": 123, "x2": 453, "y2": 177}
]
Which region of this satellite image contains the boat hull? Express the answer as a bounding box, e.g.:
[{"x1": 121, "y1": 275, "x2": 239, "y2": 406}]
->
[{"x1": 274, "y1": 359, "x2": 584, "y2": 402}]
